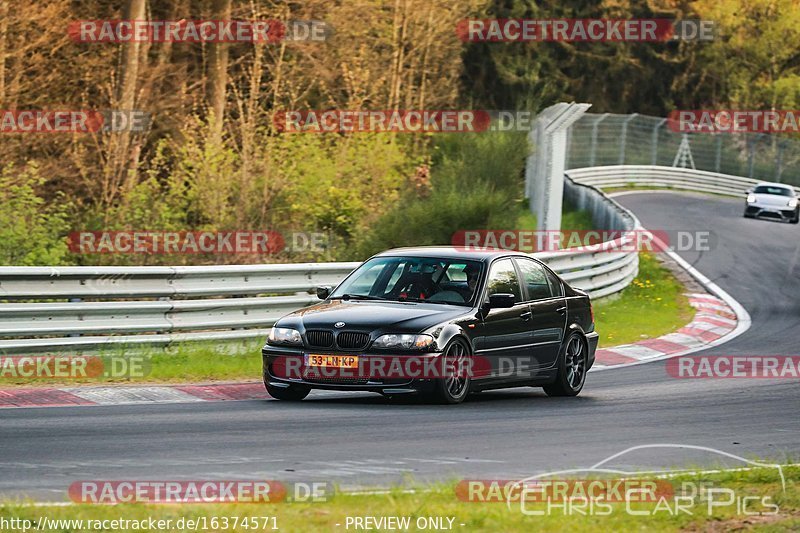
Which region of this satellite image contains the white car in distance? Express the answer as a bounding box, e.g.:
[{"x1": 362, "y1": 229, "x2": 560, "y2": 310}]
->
[{"x1": 744, "y1": 182, "x2": 799, "y2": 224}]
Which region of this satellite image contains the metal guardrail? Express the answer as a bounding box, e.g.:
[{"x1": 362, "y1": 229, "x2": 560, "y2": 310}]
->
[
  {"x1": 567, "y1": 165, "x2": 800, "y2": 197},
  {"x1": 0, "y1": 263, "x2": 359, "y2": 353},
  {"x1": 0, "y1": 186, "x2": 640, "y2": 354},
  {"x1": 0, "y1": 263, "x2": 361, "y2": 299},
  {"x1": 552, "y1": 175, "x2": 640, "y2": 299}
]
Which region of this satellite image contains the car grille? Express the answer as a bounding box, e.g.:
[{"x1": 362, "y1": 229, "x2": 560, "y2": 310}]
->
[
  {"x1": 336, "y1": 331, "x2": 370, "y2": 350},
  {"x1": 303, "y1": 374, "x2": 371, "y2": 385},
  {"x1": 305, "y1": 330, "x2": 334, "y2": 348}
]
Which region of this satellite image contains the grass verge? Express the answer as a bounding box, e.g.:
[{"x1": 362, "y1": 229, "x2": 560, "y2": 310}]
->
[
  {"x1": 0, "y1": 342, "x2": 263, "y2": 388},
  {"x1": 1, "y1": 466, "x2": 797, "y2": 532},
  {"x1": 593, "y1": 252, "x2": 695, "y2": 347}
]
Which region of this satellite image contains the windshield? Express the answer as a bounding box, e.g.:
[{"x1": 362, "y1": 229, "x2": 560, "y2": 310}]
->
[
  {"x1": 330, "y1": 256, "x2": 484, "y2": 306},
  {"x1": 754, "y1": 185, "x2": 794, "y2": 197}
]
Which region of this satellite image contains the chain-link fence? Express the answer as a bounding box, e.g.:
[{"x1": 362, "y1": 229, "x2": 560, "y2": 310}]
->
[{"x1": 565, "y1": 113, "x2": 800, "y2": 186}]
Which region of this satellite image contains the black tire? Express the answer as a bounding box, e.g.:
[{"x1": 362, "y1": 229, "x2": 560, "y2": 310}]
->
[
  {"x1": 425, "y1": 339, "x2": 471, "y2": 404},
  {"x1": 266, "y1": 382, "x2": 310, "y2": 401},
  {"x1": 743, "y1": 211, "x2": 753, "y2": 218},
  {"x1": 792, "y1": 210, "x2": 799, "y2": 224},
  {"x1": 543, "y1": 333, "x2": 587, "y2": 397}
]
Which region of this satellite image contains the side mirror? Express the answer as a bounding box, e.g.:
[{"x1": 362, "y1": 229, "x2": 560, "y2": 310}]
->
[
  {"x1": 746, "y1": 187, "x2": 754, "y2": 194},
  {"x1": 488, "y1": 293, "x2": 516, "y2": 309},
  {"x1": 316, "y1": 286, "x2": 331, "y2": 300}
]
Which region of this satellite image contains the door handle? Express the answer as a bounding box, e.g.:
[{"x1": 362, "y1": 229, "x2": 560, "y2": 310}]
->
[
  {"x1": 556, "y1": 306, "x2": 567, "y2": 315},
  {"x1": 520, "y1": 311, "x2": 532, "y2": 321}
]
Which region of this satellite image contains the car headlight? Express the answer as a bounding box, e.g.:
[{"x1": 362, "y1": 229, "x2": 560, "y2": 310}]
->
[
  {"x1": 372, "y1": 333, "x2": 435, "y2": 350},
  {"x1": 788, "y1": 198, "x2": 798, "y2": 208},
  {"x1": 268, "y1": 327, "x2": 302, "y2": 346},
  {"x1": 747, "y1": 194, "x2": 756, "y2": 203}
]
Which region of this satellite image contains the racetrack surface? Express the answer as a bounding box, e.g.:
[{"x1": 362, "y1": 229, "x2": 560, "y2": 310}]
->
[{"x1": 1, "y1": 192, "x2": 799, "y2": 501}]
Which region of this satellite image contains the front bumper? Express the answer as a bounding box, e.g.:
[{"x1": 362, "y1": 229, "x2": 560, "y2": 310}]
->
[
  {"x1": 262, "y1": 345, "x2": 440, "y2": 394},
  {"x1": 745, "y1": 203, "x2": 798, "y2": 221}
]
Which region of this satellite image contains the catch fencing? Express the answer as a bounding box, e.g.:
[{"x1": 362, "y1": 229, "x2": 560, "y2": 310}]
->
[{"x1": 566, "y1": 112, "x2": 800, "y2": 186}]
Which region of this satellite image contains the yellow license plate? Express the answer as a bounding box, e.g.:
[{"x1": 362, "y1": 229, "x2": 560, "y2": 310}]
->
[{"x1": 305, "y1": 354, "x2": 360, "y2": 368}]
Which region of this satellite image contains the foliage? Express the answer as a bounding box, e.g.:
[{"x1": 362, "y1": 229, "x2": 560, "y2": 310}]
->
[
  {"x1": 2, "y1": 1, "x2": 798, "y2": 265},
  {"x1": 0, "y1": 164, "x2": 71, "y2": 266},
  {"x1": 352, "y1": 132, "x2": 529, "y2": 258}
]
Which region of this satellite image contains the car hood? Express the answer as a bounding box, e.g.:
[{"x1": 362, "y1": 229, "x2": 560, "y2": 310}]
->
[
  {"x1": 278, "y1": 299, "x2": 470, "y2": 333},
  {"x1": 753, "y1": 193, "x2": 793, "y2": 207}
]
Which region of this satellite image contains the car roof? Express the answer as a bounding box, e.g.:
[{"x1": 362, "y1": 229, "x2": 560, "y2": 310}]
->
[{"x1": 372, "y1": 246, "x2": 534, "y2": 263}]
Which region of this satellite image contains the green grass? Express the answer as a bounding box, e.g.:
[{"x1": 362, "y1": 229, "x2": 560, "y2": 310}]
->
[
  {"x1": 593, "y1": 252, "x2": 695, "y2": 347},
  {"x1": 0, "y1": 342, "x2": 262, "y2": 387},
  {"x1": 2, "y1": 466, "x2": 797, "y2": 532}
]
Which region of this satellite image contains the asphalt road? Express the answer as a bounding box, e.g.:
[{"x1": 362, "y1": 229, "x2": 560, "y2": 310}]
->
[{"x1": 1, "y1": 192, "x2": 799, "y2": 501}]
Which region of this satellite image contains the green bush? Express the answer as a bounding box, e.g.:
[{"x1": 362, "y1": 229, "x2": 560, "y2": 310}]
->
[
  {"x1": 0, "y1": 163, "x2": 70, "y2": 265},
  {"x1": 352, "y1": 132, "x2": 529, "y2": 258}
]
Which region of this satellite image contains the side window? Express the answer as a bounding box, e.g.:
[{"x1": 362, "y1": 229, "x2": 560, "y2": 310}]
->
[
  {"x1": 545, "y1": 268, "x2": 563, "y2": 297},
  {"x1": 485, "y1": 259, "x2": 522, "y2": 303},
  {"x1": 515, "y1": 258, "x2": 553, "y2": 301}
]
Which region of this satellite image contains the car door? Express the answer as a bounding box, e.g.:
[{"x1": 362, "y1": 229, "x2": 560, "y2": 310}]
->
[
  {"x1": 513, "y1": 257, "x2": 567, "y2": 372},
  {"x1": 473, "y1": 258, "x2": 532, "y2": 381}
]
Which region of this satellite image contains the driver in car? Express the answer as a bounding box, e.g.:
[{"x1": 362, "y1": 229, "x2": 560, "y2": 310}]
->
[{"x1": 459, "y1": 264, "x2": 480, "y2": 302}]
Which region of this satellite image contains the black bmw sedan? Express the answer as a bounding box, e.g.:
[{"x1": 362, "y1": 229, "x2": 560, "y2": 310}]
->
[{"x1": 262, "y1": 247, "x2": 598, "y2": 404}]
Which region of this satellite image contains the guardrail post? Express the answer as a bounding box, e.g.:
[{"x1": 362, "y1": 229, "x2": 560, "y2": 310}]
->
[{"x1": 68, "y1": 297, "x2": 82, "y2": 337}]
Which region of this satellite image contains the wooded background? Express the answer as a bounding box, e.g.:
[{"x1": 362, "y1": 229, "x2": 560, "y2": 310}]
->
[{"x1": 1, "y1": 0, "x2": 798, "y2": 265}]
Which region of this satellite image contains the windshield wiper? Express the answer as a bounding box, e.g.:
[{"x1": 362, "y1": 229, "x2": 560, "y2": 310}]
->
[
  {"x1": 397, "y1": 297, "x2": 465, "y2": 306},
  {"x1": 338, "y1": 294, "x2": 387, "y2": 301}
]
